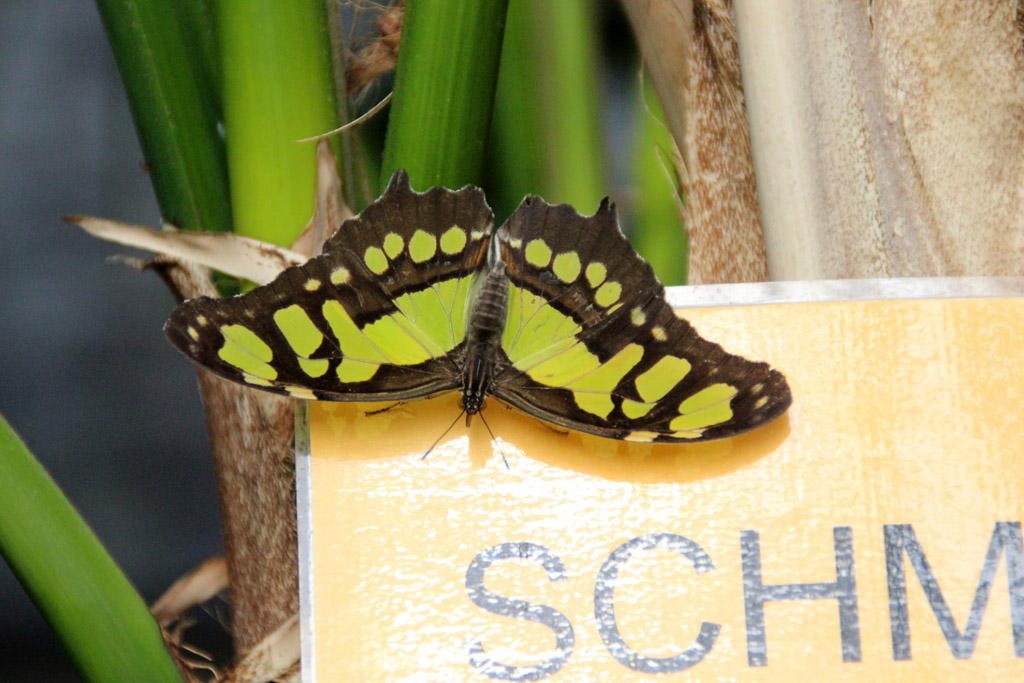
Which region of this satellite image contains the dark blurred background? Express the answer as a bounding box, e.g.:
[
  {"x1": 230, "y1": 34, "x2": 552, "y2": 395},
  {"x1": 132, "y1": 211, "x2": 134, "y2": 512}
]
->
[{"x1": 0, "y1": 2, "x2": 221, "y2": 679}]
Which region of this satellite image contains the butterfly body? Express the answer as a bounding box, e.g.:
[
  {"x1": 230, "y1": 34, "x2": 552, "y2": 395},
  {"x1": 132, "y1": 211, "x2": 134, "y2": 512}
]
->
[
  {"x1": 460, "y1": 258, "x2": 509, "y2": 416},
  {"x1": 166, "y1": 171, "x2": 791, "y2": 443}
]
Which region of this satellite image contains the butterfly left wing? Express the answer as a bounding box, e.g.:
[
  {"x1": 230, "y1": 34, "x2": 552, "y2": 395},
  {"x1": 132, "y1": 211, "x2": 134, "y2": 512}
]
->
[
  {"x1": 490, "y1": 196, "x2": 791, "y2": 442},
  {"x1": 165, "y1": 171, "x2": 493, "y2": 402}
]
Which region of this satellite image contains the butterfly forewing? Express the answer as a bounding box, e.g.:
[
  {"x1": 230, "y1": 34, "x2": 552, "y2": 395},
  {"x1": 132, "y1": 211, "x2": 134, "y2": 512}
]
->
[
  {"x1": 165, "y1": 171, "x2": 492, "y2": 402},
  {"x1": 491, "y1": 196, "x2": 791, "y2": 442}
]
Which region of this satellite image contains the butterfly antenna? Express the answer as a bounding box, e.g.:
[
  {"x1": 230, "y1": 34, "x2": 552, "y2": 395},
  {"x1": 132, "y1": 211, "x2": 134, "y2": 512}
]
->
[
  {"x1": 477, "y1": 411, "x2": 509, "y2": 470},
  {"x1": 422, "y1": 408, "x2": 466, "y2": 461}
]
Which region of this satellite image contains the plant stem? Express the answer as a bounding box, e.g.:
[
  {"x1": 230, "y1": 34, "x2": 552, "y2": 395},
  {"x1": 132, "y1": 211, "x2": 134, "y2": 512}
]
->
[
  {"x1": 490, "y1": 0, "x2": 605, "y2": 215},
  {"x1": 381, "y1": 0, "x2": 510, "y2": 190},
  {"x1": 96, "y1": 0, "x2": 231, "y2": 234},
  {"x1": 220, "y1": 0, "x2": 341, "y2": 247}
]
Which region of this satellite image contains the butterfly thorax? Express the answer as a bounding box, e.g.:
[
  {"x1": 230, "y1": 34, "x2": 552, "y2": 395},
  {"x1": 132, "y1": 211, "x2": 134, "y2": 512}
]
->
[{"x1": 460, "y1": 261, "x2": 509, "y2": 415}]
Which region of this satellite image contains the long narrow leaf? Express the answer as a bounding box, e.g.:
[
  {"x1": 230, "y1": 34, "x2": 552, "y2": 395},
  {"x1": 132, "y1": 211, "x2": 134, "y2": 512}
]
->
[
  {"x1": 489, "y1": 0, "x2": 605, "y2": 215},
  {"x1": 0, "y1": 415, "x2": 181, "y2": 682},
  {"x1": 219, "y1": 0, "x2": 342, "y2": 247},
  {"x1": 631, "y1": 77, "x2": 688, "y2": 285},
  {"x1": 381, "y1": 0, "x2": 510, "y2": 190},
  {"x1": 96, "y1": 0, "x2": 231, "y2": 234}
]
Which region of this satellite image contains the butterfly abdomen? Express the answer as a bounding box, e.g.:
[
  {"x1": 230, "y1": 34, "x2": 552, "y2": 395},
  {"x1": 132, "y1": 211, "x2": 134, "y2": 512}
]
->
[{"x1": 461, "y1": 262, "x2": 510, "y2": 414}]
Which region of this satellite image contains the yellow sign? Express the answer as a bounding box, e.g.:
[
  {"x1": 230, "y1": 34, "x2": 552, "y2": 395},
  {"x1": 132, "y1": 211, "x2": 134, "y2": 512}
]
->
[{"x1": 299, "y1": 286, "x2": 1024, "y2": 681}]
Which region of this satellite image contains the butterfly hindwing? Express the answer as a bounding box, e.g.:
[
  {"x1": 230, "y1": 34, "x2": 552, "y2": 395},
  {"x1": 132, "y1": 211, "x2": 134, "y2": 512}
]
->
[
  {"x1": 165, "y1": 171, "x2": 492, "y2": 402},
  {"x1": 490, "y1": 196, "x2": 791, "y2": 442}
]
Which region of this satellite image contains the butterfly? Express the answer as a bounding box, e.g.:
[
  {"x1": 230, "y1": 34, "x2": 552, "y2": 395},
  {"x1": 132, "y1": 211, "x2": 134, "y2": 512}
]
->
[{"x1": 165, "y1": 171, "x2": 790, "y2": 443}]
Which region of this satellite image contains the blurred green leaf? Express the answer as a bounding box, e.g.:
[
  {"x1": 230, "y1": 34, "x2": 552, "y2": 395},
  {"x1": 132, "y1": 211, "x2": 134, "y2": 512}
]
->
[
  {"x1": 630, "y1": 77, "x2": 688, "y2": 285},
  {"x1": 0, "y1": 414, "x2": 181, "y2": 683},
  {"x1": 381, "y1": 0, "x2": 510, "y2": 190},
  {"x1": 489, "y1": 0, "x2": 605, "y2": 216}
]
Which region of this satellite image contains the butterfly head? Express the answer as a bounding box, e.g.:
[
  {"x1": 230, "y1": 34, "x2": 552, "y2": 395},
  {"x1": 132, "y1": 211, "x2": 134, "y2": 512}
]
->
[{"x1": 460, "y1": 377, "x2": 488, "y2": 417}]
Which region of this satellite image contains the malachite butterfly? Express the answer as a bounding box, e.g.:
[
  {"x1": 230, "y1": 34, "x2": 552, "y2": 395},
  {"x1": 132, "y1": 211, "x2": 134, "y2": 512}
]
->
[{"x1": 165, "y1": 171, "x2": 791, "y2": 443}]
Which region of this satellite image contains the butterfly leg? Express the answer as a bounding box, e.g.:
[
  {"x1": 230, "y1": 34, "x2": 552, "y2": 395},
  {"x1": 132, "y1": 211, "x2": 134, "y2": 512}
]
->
[{"x1": 364, "y1": 401, "x2": 408, "y2": 416}]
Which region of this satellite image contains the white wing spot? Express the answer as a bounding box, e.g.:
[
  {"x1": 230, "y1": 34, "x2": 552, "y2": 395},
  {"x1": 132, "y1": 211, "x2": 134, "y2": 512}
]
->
[
  {"x1": 285, "y1": 386, "x2": 317, "y2": 400},
  {"x1": 754, "y1": 396, "x2": 769, "y2": 409},
  {"x1": 241, "y1": 373, "x2": 274, "y2": 387},
  {"x1": 187, "y1": 327, "x2": 199, "y2": 341},
  {"x1": 630, "y1": 307, "x2": 646, "y2": 326},
  {"x1": 196, "y1": 315, "x2": 209, "y2": 326},
  {"x1": 624, "y1": 431, "x2": 659, "y2": 443},
  {"x1": 652, "y1": 326, "x2": 667, "y2": 341},
  {"x1": 330, "y1": 266, "x2": 351, "y2": 285},
  {"x1": 304, "y1": 279, "x2": 322, "y2": 291}
]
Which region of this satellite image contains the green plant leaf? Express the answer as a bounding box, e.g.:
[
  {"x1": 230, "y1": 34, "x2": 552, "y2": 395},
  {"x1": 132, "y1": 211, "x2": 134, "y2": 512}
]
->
[
  {"x1": 489, "y1": 0, "x2": 606, "y2": 216},
  {"x1": 631, "y1": 77, "x2": 688, "y2": 285},
  {"x1": 219, "y1": 0, "x2": 343, "y2": 248},
  {"x1": 96, "y1": 0, "x2": 231, "y2": 234},
  {"x1": 381, "y1": 0, "x2": 510, "y2": 190},
  {"x1": 0, "y1": 414, "x2": 181, "y2": 682}
]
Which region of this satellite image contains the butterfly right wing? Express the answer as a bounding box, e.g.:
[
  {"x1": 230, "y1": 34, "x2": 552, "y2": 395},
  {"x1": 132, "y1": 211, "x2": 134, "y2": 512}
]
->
[
  {"x1": 490, "y1": 196, "x2": 791, "y2": 442},
  {"x1": 165, "y1": 171, "x2": 493, "y2": 402}
]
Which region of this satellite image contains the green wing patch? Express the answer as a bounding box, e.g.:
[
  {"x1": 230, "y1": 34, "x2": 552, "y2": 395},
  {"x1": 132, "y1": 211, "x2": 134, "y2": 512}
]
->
[
  {"x1": 490, "y1": 196, "x2": 790, "y2": 443},
  {"x1": 165, "y1": 171, "x2": 491, "y2": 402}
]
